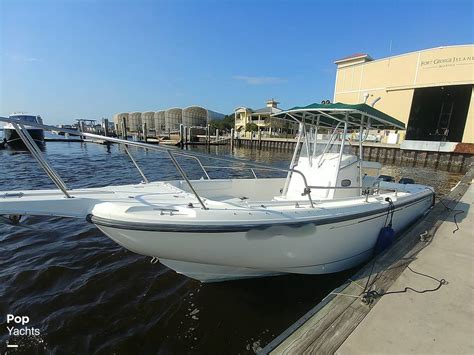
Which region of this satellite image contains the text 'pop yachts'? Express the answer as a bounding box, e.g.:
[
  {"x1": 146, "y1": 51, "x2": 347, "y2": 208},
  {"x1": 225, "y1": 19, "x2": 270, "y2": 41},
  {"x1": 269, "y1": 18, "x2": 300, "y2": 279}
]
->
[{"x1": 6, "y1": 314, "x2": 41, "y2": 337}]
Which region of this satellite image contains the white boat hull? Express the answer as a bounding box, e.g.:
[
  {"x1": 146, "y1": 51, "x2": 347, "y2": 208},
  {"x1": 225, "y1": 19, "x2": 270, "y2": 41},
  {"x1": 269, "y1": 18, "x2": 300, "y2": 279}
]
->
[{"x1": 95, "y1": 192, "x2": 433, "y2": 282}]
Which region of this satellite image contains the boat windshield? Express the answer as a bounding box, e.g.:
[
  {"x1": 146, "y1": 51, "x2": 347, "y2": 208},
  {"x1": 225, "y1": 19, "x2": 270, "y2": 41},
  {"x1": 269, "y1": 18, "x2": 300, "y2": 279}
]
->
[
  {"x1": 10, "y1": 115, "x2": 38, "y2": 123},
  {"x1": 296, "y1": 122, "x2": 351, "y2": 167}
]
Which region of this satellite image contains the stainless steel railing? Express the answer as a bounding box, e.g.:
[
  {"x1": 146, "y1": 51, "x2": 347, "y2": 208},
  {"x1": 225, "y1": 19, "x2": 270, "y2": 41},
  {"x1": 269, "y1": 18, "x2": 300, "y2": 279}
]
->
[
  {"x1": 0, "y1": 117, "x2": 317, "y2": 208},
  {"x1": 12, "y1": 122, "x2": 72, "y2": 198},
  {"x1": 1, "y1": 117, "x2": 394, "y2": 210}
]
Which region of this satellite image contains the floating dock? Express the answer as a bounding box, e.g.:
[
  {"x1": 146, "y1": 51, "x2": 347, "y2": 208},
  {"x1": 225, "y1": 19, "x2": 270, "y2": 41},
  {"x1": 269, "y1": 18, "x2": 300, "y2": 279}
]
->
[{"x1": 261, "y1": 167, "x2": 473, "y2": 354}]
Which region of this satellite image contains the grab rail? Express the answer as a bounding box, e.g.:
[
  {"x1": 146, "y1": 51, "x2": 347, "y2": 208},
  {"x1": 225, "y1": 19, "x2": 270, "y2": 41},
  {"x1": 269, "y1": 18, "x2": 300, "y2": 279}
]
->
[
  {"x1": 176, "y1": 154, "x2": 211, "y2": 180},
  {"x1": 167, "y1": 151, "x2": 208, "y2": 210},
  {"x1": 123, "y1": 144, "x2": 149, "y2": 184},
  {"x1": 200, "y1": 165, "x2": 314, "y2": 207},
  {"x1": 307, "y1": 182, "x2": 398, "y2": 202},
  {"x1": 12, "y1": 123, "x2": 72, "y2": 198}
]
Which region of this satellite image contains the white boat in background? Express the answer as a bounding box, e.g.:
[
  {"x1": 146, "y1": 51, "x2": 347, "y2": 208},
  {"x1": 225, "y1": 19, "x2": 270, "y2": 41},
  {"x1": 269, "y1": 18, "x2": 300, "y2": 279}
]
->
[
  {"x1": 3, "y1": 113, "x2": 44, "y2": 146},
  {"x1": 0, "y1": 103, "x2": 434, "y2": 282}
]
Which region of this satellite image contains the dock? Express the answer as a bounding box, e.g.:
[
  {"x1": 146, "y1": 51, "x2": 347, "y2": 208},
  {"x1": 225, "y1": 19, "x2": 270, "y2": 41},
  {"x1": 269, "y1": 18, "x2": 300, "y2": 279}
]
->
[{"x1": 261, "y1": 168, "x2": 473, "y2": 354}]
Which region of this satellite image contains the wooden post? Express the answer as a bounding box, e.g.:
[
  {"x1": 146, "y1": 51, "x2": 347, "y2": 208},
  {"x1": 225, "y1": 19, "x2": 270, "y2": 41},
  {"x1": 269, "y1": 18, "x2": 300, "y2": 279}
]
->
[
  {"x1": 207, "y1": 124, "x2": 210, "y2": 146},
  {"x1": 79, "y1": 121, "x2": 86, "y2": 141},
  {"x1": 179, "y1": 124, "x2": 184, "y2": 148},
  {"x1": 121, "y1": 117, "x2": 127, "y2": 140},
  {"x1": 142, "y1": 122, "x2": 147, "y2": 143},
  {"x1": 103, "y1": 118, "x2": 109, "y2": 137},
  {"x1": 230, "y1": 128, "x2": 234, "y2": 150}
]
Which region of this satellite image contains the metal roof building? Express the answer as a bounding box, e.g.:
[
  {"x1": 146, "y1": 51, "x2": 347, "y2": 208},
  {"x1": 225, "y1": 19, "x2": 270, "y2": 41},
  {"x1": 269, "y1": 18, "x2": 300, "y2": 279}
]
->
[{"x1": 113, "y1": 106, "x2": 225, "y2": 134}]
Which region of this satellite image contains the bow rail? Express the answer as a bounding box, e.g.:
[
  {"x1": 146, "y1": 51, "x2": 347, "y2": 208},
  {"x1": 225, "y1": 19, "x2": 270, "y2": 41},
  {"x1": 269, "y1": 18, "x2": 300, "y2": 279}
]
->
[
  {"x1": 0, "y1": 117, "x2": 317, "y2": 208},
  {"x1": 0, "y1": 116, "x2": 397, "y2": 210}
]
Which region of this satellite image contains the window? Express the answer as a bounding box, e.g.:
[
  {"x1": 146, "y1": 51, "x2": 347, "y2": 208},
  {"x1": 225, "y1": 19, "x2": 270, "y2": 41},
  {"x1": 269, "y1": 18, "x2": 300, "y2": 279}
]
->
[
  {"x1": 341, "y1": 179, "x2": 352, "y2": 187},
  {"x1": 14, "y1": 115, "x2": 37, "y2": 123}
]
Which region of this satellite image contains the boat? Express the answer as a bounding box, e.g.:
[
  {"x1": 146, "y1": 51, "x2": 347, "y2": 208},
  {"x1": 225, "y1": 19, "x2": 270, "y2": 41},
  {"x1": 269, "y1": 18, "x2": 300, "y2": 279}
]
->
[
  {"x1": 0, "y1": 103, "x2": 434, "y2": 282},
  {"x1": 3, "y1": 113, "x2": 44, "y2": 146}
]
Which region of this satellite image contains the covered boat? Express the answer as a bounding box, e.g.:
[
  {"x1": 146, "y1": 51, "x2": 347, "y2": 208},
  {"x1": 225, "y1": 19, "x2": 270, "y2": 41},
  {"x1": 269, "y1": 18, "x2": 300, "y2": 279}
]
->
[{"x1": 0, "y1": 104, "x2": 434, "y2": 282}]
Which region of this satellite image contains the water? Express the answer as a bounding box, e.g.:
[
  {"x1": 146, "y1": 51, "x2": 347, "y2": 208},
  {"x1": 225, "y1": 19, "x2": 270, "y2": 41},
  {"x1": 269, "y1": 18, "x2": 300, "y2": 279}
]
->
[{"x1": 0, "y1": 142, "x2": 463, "y2": 354}]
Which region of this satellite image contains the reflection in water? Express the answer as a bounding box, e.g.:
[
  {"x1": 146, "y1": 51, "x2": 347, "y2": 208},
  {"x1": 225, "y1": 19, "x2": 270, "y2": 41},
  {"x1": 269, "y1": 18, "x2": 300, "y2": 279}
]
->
[{"x1": 0, "y1": 142, "x2": 463, "y2": 354}]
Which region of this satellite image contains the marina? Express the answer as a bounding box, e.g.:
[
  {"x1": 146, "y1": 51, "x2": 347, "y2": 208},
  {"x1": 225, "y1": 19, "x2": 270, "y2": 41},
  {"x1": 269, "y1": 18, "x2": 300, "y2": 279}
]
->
[
  {"x1": 3, "y1": 126, "x2": 473, "y2": 174},
  {"x1": 0, "y1": 139, "x2": 465, "y2": 354},
  {"x1": 1, "y1": 0, "x2": 473, "y2": 353},
  {"x1": 0, "y1": 105, "x2": 437, "y2": 282},
  {"x1": 1, "y1": 86, "x2": 473, "y2": 355},
  {"x1": 0, "y1": 99, "x2": 473, "y2": 354}
]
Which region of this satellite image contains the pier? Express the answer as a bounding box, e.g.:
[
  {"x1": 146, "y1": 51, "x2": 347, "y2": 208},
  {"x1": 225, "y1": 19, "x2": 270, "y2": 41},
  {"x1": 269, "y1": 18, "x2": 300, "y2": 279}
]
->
[{"x1": 261, "y1": 167, "x2": 474, "y2": 354}]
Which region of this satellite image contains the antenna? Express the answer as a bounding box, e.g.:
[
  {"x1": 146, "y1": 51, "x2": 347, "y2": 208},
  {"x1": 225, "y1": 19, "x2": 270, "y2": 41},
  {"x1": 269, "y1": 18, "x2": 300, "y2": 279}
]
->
[
  {"x1": 371, "y1": 97, "x2": 381, "y2": 107},
  {"x1": 363, "y1": 93, "x2": 370, "y2": 104}
]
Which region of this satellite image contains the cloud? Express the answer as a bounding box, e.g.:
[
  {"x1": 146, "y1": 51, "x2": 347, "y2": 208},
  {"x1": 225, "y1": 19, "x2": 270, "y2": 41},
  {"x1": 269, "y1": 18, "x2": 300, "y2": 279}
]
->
[{"x1": 233, "y1": 75, "x2": 286, "y2": 85}]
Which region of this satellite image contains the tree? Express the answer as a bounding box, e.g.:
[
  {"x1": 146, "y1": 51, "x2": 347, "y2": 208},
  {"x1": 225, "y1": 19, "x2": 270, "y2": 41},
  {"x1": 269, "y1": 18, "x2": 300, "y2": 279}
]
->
[
  {"x1": 209, "y1": 115, "x2": 235, "y2": 132},
  {"x1": 245, "y1": 123, "x2": 258, "y2": 132}
]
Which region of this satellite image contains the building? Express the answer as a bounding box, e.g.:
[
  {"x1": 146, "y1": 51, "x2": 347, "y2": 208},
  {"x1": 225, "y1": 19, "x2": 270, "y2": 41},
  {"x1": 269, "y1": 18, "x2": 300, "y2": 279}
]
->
[
  {"x1": 113, "y1": 112, "x2": 128, "y2": 132},
  {"x1": 234, "y1": 99, "x2": 297, "y2": 136},
  {"x1": 141, "y1": 111, "x2": 155, "y2": 131},
  {"x1": 164, "y1": 108, "x2": 182, "y2": 132},
  {"x1": 154, "y1": 111, "x2": 166, "y2": 133},
  {"x1": 128, "y1": 112, "x2": 142, "y2": 132},
  {"x1": 333, "y1": 45, "x2": 474, "y2": 146},
  {"x1": 113, "y1": 106, "x2": 224, "y2": 135},
  {"x1": 182, "y1": 106, "x2": 208, "y2": 128}
]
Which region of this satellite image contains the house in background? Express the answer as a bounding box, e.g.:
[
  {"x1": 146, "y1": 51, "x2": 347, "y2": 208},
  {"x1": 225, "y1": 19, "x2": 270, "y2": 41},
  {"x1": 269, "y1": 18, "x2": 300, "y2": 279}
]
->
[{"x1": 234, "y1": 99, "x2": 297, "y2": 137}]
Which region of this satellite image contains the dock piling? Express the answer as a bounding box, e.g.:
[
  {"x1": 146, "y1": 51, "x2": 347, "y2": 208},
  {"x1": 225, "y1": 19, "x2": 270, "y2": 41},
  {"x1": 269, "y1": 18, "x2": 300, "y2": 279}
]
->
[
  {"x1": 142, "y1": 122, "x2": 147, "y2": 143},
  {"x1": 103, "y1": 118, "x2": 109, "y2": 137},
  {"x1": 121, "y1": 117, "x2": 127, "y2": 140},
  {"x1": 179, "y1": 124, "x2": 184, "y2": 148}
]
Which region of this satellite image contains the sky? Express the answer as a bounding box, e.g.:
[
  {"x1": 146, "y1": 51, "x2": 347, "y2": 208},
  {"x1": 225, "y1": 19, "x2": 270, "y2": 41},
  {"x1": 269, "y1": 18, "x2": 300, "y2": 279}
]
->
[{"x1": 1, "y1": 0, "x2": 473, "y2": 124}]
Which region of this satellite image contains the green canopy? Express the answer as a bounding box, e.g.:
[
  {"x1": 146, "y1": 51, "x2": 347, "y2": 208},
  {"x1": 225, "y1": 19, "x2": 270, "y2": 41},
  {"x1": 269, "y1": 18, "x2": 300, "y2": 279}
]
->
[{"x1": 272, "y1": 102, "x2": 405, "y2": 129}]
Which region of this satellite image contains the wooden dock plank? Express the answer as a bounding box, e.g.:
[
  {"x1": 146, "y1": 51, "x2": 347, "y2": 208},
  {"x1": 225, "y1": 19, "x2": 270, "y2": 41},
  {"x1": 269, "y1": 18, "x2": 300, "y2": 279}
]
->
[{"x1": 304, "y1": 303, "x2": 367, "y2": 354}]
